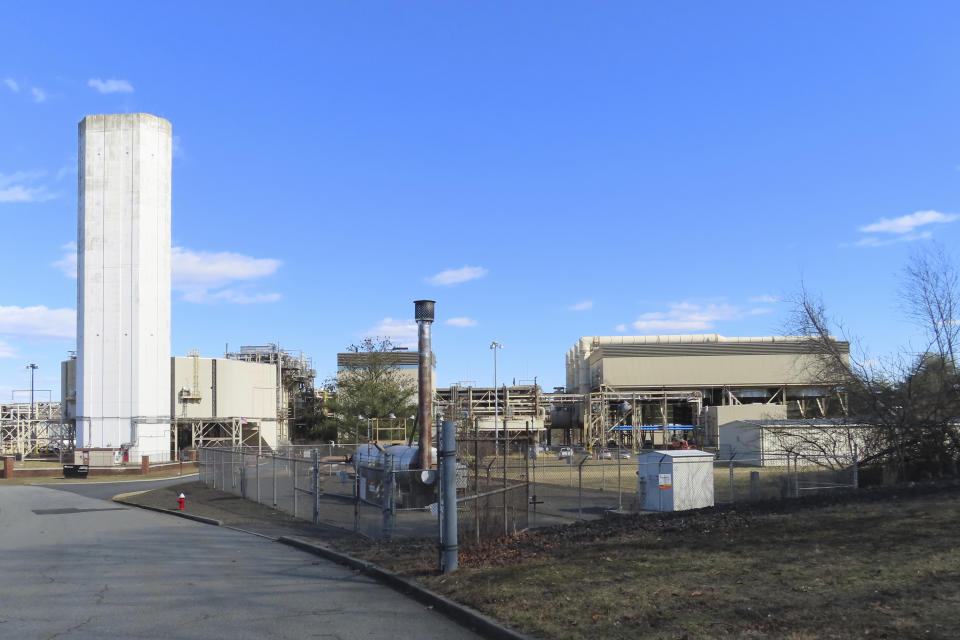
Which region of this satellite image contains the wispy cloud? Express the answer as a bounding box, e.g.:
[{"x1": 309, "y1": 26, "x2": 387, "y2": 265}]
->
[
  {"x1": 365, "y1": 317, "x2": 418, "y2": 348},
  {"x1": 446, "y1": 317, "x2": 477, "y2": 327},
  {"x1": 748, "y1": 294, "x2": 778, "y2": 304},
  {"x1": 172, "y1": 247, "x2": 282, "y2": 304},
  {"x1": 52, "y1": 242, "x2": 77, "y2": 278},
  {"x1": 427, "y1": 265, "x2": 487, "y2": 286},
  {"x1": 568, "y1": 301, "x2": 593, "y2": 311},
  {"x1": 0, "y1": 305, "x2": 75, "y2": 339},
  {"x1": 31, "y1": 87, "x2": 46, "y2": 103},
  {"x1": 853, "y1": 210, "x2": 958, "y2": 247},
  {"x1": 3, "y1": 77, "x2": 18, "y2": 92},
  {"x1": 854, "y1": 231, "x2": 933, "y2": 247},
  {"x1": 860, "y1": 210, "x2": 958, "y2": 234},
  {"x1": 56, "y1": 244, "x2": 283, "y2": 303},
  {"x1": 615, "y1": 324, "x2": 627, "y2": 333},
  {"x1": 88, "y1": 78, "x2": 134, "y2": 94},
  {"x1": 183, "y1": 289, "x2": 281, "y2": 304},
  {"x1": 0, "y1": 339, "x2": 17, "y2": 358},
  {"x1": 0, "y1": 171, "x2": 56, "y2": 203},
  {"x1": 628, "y1": 301, "x2": 771, "y2": 333}
]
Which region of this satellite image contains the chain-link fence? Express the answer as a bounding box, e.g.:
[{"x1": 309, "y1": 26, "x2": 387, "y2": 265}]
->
[
  {"x1": 198, "y1": 445, "x2": 443, "y2": 541},
  {"x1": 455, "y1": 436, "x2": 529, "y2": 544},
  {"x1": 524, "y1": 448, "x2": 861, "y2": 521},
  {"x1": 198, "y1": 443, "x2": 862, "y2": 545}
]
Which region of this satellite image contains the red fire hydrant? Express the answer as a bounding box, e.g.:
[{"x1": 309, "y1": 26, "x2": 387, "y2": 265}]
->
[{"x1": 177, "y1": 492, "x2": 186, "y2": 510}]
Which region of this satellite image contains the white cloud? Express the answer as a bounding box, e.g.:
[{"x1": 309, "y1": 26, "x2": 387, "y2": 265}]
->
[
  {"x1": 172, "y1": 247, "x2": 281, "y2": 304},
  {"x1": 0, "y1": 339, "x2": 17, "y2": 358},
  {"x1": 629, "y1": 301, "x2": 769, "y2": 333},
  {"x1": 365, "y1": 317, "x2": 418, "y2": 348},
  {"x1": 52, "y1": 242, "x2": 77, "y2": 278},
  {"x1": 446, "y1": 317, "x2": 477, "y2": 327},
  {"x1": 568, "y1": 301, "x2": 593, "y2": 311},
  {"x1": 3, "y1": 78, "x2": 18, "y2": 92},
  {"x1": 859, "y1": 210, "x2": 958, "y2": 235},
  {"x1": 748, "y1": 295, "x2": 778, "y2": 304},
  {"x1": 88, "y1": 78, "x2": 134, "y2": 94},
  {"x1": 0, "y1": 171, "x2": 56, "y2": 203},
  {"x1": 615, "y1": 324, "x2": 627, "y2": 333},
  {"x1": 427, "y1": 265, "x2": 487, "y2": 286},
  {"x1": 183, "y1": 289, "x2": 281, "y2": 304},
  {"x1": 0, "y1": 305, "x2": 75, "y2": 339},
  {"x1": 31, "y1": 87, "x2": 46, "y2": 103},
  {"x1": 172, "y1": 247, "x2": 281, "y2": 288},
  {"x1": 854, "y1": 231, "x2": 933, "y2": 248}
]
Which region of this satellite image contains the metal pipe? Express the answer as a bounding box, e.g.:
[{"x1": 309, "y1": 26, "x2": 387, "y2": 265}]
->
[
  {"x1": 440, "y1": 420, "x2": 458, "y2": 573},
  {"x1": 414, "y1": 300, "x2": 435, "y2": 468}
]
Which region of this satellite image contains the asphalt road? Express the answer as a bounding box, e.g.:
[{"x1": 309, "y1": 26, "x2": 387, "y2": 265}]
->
[
  {"x1": 0, "y1": 485, "x2": 480, "y2": 639},
  {"x1": 41, "y1": 473, "x2": 197, "y2": 501}
]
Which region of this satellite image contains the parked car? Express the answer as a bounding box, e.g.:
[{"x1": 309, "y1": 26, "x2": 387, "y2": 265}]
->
[
  {"x1": 558, "y1": 446, "x2": 574, "y2": 459},
  {"x1": 618, "y1": 449, "x2": 632, "y2": 460},
  {"x1": 598, "y1": 449, "x2": 614, "y2": 460}
]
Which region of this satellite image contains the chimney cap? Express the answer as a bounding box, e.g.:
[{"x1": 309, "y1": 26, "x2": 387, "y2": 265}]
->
[{"x1": 414, "y1": 300, "x2": 436, "y2": 323}]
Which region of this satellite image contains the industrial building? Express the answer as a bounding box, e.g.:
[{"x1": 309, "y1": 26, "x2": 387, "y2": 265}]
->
[
  {"x1": 549, "y1": 334, "x2": 850, "y2": 449},
  {"x1": 61, "y1": 344, "x2": 316, "y2": 458},
  {"x1": 75, "y1": 113, "x2": 173, "y2": 462}
]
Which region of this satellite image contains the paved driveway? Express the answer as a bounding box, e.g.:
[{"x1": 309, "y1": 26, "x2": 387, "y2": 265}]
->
[{"x1": 0, "y1": 485, "x2": 480, "y2": 639}]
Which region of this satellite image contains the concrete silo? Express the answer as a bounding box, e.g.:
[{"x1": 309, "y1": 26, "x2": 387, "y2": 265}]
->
[{"x1": 76, "y1": 113, "x2": 172, "y2": 462}]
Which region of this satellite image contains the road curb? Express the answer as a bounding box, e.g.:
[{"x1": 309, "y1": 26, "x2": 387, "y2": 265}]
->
[
  {"x1": 279, "y1": 536, "x2": 532, "y2": 640},
  {"x1": 112, "y1": 498, "x2": 223, "y2": 527}
]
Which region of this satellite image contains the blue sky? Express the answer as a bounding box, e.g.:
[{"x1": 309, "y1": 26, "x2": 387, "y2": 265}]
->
[{"x1": 1, "y1": 2, "x2": 959, "y2": 401}]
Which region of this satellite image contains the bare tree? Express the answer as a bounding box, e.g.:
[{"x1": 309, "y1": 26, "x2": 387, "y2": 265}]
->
[{"x1": 789, "y1": 247, "x2": 960, "y2": 480}]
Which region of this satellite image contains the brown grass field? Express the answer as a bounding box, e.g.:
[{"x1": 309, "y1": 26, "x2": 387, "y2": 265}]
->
[{"x1": 344, "y1": 480, "x2": 960, "y2": 639}]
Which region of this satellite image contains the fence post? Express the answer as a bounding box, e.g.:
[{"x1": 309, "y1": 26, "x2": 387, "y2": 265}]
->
[
  {"x1": 293, "y1": 458, "x2": 298, "y2": 519},
  {"x1": 578, "y1": 458, "x2": 583, "y2": 520},
  {"x1": 852, "y1": 444, "x2": 859, "y2": 489},
  {"x1": 382, "y1": 456, "x2": 395, "y2": 541},
  {"x1": 256, "y1": 453, "x2": 261, "y2": 504},
  {"x1": 728, "y1": 460, "x2": 735, "y2": 503},
  {"x1": 750, "y1": 471, "x2": 759, "y2": 500},
  {"x1": 353, "y1": 457, "x2": 360, "y2": 533},
  {"x1": 503, "y1": 439, "x2": 508, "y2": 537},
  {"x1": 272, "y1": 454, "x2": 277, "y2": 507},
  {"x1": 794, "y1": 454, "x2": 800, "y2": 498},
  {"x1": 602, "y1": 460, "x2": 606, "y2": 492},
  {"x1": 312, "y1": 449, "x2": 320, "y2": 525},
  {"x1": 617, "y1": 452, "x2": 623, "y2": 512}
]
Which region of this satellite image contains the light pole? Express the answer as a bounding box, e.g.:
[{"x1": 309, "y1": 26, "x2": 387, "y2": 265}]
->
[
  {"x1": 490, "y1": 342, "x2": 503, "y2": 454},
  {"x1": 26, "y1": 363, "x2": 38, "y2": 420}
]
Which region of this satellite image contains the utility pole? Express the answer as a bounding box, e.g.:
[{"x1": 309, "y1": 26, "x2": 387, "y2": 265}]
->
[{"x1": 26, "y1": 363, "x2": 38, "y2": 420}]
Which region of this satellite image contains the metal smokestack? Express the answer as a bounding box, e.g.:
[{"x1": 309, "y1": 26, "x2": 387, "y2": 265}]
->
[{"x1": 414, "y1": 300, "x2": 435, "y2": 468}]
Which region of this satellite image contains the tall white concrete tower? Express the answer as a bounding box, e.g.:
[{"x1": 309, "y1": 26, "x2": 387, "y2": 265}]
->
[{"x1": 76, "y1": 113, "x2": 172, "y2": 462}]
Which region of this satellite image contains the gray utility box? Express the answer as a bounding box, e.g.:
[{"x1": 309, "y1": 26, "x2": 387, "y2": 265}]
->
[{"x1": 637, "y1": 450, "x2": 715, "y2": 512}]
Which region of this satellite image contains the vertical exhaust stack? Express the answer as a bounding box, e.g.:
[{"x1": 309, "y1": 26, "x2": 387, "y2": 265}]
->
[{"x1": 414, "y1": 300, "x2": 435, "y2": 469}]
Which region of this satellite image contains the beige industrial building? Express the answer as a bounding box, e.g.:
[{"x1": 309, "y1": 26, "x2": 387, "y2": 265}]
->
[
  {"x1": 559, "y1": 334, "x2": 849, "y2": 449},
  {"x1": 61, "y1": 344, "x2": 316, "y2": 458}
]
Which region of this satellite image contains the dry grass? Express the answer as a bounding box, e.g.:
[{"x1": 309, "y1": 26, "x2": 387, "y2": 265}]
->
[{"x1": 348, "y1": 482, "x2": 960, "y2": 639}]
